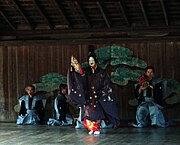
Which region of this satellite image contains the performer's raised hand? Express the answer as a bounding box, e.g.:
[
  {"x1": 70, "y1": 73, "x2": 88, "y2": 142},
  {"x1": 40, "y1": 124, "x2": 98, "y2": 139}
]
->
[{"x1": 70, "y1": 55, "x2": 83, "y2": 74}]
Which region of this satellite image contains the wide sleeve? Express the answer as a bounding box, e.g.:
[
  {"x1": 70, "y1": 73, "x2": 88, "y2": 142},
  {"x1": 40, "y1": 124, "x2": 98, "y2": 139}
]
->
[
  {"x1": 35, "y1": 99, "x2": 45, "y2": 122},
  {"x1": 98, "y1": 72, "x2": 120, "y2": 127},
  {"x1": 67, "y1": 69, "x2": 86, "y2": 105},
  {"x1": 134, "y1": 83, "x2": 144, "y2": 105},
  {"x1": 19, "y1": 100, "x2": 26, "y2": 116},
  {"x1": 153, "y1": 80, "x2": 167, "y2": 106}
]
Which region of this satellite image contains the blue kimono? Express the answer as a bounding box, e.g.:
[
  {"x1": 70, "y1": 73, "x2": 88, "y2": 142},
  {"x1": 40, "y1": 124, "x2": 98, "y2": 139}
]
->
[
  {"x1": 134, "y1": 79, "x2": 167, "y2": 127},
  {"x1": 16, "y1": 95, "x2": 46, "y2": 125},
  {"x1": 68, "y1": 66, "x2": 120, "y2": 127}
]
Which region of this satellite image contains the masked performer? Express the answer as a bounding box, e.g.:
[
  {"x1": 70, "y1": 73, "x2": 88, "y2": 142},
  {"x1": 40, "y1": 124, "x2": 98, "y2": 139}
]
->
[
  {"x1": 16, "y1": 85, "x2": 46, "y2": 125},
  {"x1": 68, "y1": 47, "x2": 120, "y2": 135},
  {"x1": 133, "y1": 66, "x2": 168, "y2": 127}
]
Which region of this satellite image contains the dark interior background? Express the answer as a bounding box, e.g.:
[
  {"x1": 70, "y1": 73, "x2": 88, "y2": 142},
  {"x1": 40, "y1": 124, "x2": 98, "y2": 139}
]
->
[{"x1": 0, "y1": 0, "x2": 179, "y2": 122}]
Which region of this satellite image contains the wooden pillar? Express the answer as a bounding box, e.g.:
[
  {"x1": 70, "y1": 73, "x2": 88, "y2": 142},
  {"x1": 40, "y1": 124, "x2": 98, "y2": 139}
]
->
[{"x1": 0, "y1": 46, "x2": 6, "y2": 121}]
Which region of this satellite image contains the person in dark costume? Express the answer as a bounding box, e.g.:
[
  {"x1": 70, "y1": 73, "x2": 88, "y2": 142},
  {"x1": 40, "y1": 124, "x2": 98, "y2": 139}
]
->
[
  {"x1": 16, "y1": 85, "x2": 46, "y2": 125},
  {"x1": 56, "y1": 84, "x2": 69, "y2": 123},
  {"x1": 54, "y1": 84, "x2": 73, "y2": 125},
  {"x1": 133, "y1": 66, "x2": 168, "y2": 127},
  {"x1": 68, "y1": 46, "x2": 120, "y2": 135},
  {"x1": 47, "y1": 84, "x2": 73, "y2": 126}
]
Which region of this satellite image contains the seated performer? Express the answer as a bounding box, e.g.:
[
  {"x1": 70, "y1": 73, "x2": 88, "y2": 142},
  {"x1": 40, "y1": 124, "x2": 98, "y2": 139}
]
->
[
  {"x1": 68, "y1": 46, "x2": 120, "y2": 135},
  {"x1": 16, "y1": 85, "x2": 46, "y2": 125},
  {"x1": 47, "y1": 84, "x2": 73, "y2": 126},
  {"x1": 133, "y1": 66, "x2": 168, "y2": 128}
]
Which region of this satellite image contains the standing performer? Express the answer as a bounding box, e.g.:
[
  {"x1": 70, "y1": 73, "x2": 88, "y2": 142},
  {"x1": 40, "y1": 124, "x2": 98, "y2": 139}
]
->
[
  {"x1": 16, "y1": 85, "x2": 46, "y2": 125},
  {"x1": 67, "y1": 47, "x2": 120, "y2": 135}
]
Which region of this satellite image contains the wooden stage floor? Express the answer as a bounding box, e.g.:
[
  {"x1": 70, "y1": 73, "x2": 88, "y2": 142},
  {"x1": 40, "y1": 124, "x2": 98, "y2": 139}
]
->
[{"x1": 0, "y1": 123, "x2": 179, "y2": 145}]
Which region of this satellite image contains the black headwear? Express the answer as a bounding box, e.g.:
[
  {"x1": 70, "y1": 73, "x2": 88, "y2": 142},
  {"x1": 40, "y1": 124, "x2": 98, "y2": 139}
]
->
[{"x1": 87, "y1": 45, "x2": 98, "y2": 63}]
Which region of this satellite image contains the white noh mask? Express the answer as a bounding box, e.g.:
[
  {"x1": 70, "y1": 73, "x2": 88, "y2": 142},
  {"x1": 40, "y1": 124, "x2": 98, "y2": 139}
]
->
[{"x1": 89, "y1": 57, "x2": 96, "y2": 67}]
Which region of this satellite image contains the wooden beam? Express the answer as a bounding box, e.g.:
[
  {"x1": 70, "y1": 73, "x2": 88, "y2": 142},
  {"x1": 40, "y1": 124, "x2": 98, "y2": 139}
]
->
[
  {"x1": 96, "y1": 1, "x2": 111, "y2": 28},
  {"x1": 139, "y1": 0, "x2": 149, "y2": 27},
  {"x1": 1, "y1": 35, "x2": 180, "y2": 44},
  {"x1": 0, "y1": 10, "x2": 16, "y2": 30},
  {"x1": 51, "y1": 0, "x2": 72, "y2": 28},
  {"x1": 32, "y1": 0, "x2": 54, "y2": 29},
  {"x1": 75, "y1": 1, "x2": 91, "y2": 28},
  {"x1": 12, "y1": 0, "x2": 34, "y2": 30},
  {"x1": 118, "y1": 0, "x2": 130, "y2": 26},
  {"x1": 160, "y1": 0, "x2": 169, "y2": 26},
  {"x1": 1, "y1": 26, "x2": 180, "y2": 37}
]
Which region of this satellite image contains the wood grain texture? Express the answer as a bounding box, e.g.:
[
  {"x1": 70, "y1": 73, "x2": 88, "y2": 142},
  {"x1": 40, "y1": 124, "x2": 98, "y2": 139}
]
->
[
  {"x1": 0, "y1": 41, "x2": 180, "y2": 121},
  {"x1": 0, "y1": 123, "x2": 179, "y2": 145}
]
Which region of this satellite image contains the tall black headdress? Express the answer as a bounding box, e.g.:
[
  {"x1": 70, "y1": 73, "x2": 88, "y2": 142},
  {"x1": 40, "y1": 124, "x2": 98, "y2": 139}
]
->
[{"x1": 87, "y1": 45, "x2": 98, "y2": 63}]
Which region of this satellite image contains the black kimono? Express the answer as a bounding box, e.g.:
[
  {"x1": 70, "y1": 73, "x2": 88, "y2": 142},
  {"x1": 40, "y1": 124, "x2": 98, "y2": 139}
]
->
[{"x1": 68, "y1": 66, "x2": 120, "y2": 127}]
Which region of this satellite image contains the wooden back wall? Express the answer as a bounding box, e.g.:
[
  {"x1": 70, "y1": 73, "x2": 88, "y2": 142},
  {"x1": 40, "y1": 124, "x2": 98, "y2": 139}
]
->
[{"x1": 0, "y1": 40, "x2": 179, "y2": 122}]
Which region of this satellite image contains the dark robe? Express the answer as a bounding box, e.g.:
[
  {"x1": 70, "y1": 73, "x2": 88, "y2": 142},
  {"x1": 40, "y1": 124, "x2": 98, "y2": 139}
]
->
[
  {"x1": 68, "y1": 66, "x2": 120, "y2": 127},
  {"x1": 54, "y1": 93, "x2": 69, "y2": 122},
  {"x1": 47, "y1": 94, "x2": 73, "y2": 126}
]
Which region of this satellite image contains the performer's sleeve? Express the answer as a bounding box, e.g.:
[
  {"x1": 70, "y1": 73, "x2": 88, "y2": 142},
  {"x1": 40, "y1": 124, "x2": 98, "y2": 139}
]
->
[
  {"x1": 19, "y1": 100, "x2": 26, "y2": 116},
  {"x1": 98, "y1": 72, "x2": 120, "y2": 127},
  {"x1": 153, "y1": 80, "x2": 167, "y2": 106},
  {"x1": 35, "y1": 100, "x2": 45, "y2": 122},
  {"x1": 67, "y1": 69, "x2": 86, "y2": 105},
  {"x1": 135, "y1": 84, "x2": 141, "y2": 99},
  {"x1": 134, "y1": 84, "x2": 143, "y2": 105},
  {"x1": 98, "y1": 72, "x2": 114, "y2": 100}
]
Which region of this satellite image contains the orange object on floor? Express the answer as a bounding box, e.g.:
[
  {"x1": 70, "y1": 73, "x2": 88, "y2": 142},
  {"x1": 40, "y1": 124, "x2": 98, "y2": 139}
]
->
[{"x1": 84, "y1": 119, "x2": 100, "y2": 131}]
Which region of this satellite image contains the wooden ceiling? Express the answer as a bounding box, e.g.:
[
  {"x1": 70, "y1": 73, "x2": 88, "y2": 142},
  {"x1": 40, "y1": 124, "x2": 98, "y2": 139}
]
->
[{"x1": 0, "y1": 0, "x2": 180, "y2": 41}]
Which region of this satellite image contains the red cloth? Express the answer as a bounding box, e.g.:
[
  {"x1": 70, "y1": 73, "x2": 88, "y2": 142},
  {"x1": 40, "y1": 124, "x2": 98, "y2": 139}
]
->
[
  {"x1": 79, "y1": 67, "x2": 83, "y2": 75},
  {"x1": 139, "y1": 75, "x2": 150, "y2": 85},
  {"x1": 84, "y1": 119, "x2": 100, "y2": 131}
]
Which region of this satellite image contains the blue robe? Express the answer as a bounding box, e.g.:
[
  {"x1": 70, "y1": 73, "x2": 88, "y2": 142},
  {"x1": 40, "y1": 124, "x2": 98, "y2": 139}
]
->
[
  {"x1": 67, "y1": 66, "x2": 120, "y2": 127},
  {"x1": 16, "y1": 95, "x2": 46, "y2": 125}
]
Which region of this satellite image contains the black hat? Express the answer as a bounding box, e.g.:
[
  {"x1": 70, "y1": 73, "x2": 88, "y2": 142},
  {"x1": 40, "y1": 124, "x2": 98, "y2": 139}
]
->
[{"x1": 87, "y1": 45, "x2": 98, "y2": 63}]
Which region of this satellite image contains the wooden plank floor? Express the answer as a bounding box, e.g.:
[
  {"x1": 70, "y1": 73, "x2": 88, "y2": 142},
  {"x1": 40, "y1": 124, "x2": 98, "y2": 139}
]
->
[{"x1": 0, "y1": 123, "x2": 179, "y2": 145}]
